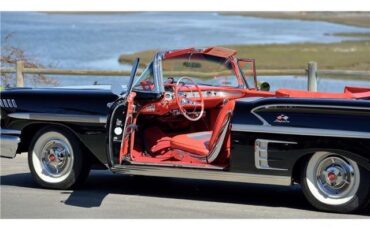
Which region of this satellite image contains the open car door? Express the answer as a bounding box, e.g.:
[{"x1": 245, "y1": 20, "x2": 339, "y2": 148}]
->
[{"x1": 106, "y1": 58, "x2": 140, "y2": 167}]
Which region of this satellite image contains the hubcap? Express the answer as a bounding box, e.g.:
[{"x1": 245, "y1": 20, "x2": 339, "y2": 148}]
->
[
  {"x1": 40, "y1": 139, "x2": 72, "y2": 178},
  {"x1": 315, "y1": 156, "x2": 355, "y2": 199}
]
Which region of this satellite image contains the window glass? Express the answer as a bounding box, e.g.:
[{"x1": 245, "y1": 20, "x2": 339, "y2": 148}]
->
[
  {"x1": 133, "y1": 63, "x2": 156, "y2": 92},
  {"x1": 238, "y1": 60, "x2": 257, "y2": 89},
  {"x1": 162, "y1": 54, "x2": 241, "y2": 88}
]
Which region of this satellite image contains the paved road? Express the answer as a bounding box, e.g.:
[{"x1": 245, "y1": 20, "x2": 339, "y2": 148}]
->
[{"x1": 1, "y1": 154, "x2": 369, "y2": 218}]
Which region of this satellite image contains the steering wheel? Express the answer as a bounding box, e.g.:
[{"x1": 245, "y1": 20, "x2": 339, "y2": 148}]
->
[{"x1": 175, "y1": 77, "x2": 205, "y2": 121}]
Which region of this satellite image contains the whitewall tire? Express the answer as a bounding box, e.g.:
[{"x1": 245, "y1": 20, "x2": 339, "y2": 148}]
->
[
  {"x1": 28, "y1": 127, "x2": 90, "y2": 189},
  {"x1": 301, "y1": 151, "x2": 370, "y2": 213}
]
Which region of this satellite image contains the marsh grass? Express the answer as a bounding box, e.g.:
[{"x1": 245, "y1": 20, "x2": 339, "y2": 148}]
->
[{"x1": 119, "y1": 40, "x2": 370, "y2": 71}]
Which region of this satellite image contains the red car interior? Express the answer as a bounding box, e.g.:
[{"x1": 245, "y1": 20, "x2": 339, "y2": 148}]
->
[
  {"x1": 170, "y1": 100, "x2": 235, "y2": 159},
  {"x1": 125, "y1": 97, "x2": 236, "y2": 168}
]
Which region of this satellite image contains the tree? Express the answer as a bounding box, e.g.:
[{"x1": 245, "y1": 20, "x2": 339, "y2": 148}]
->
[{"x1": 1, "y1": 33, "x2": 58, "y2": 88}]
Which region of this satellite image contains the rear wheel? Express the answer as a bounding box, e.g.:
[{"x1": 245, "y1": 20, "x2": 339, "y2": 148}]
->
[
  {"x1": 301, "y1": 151, "x2": 370, "y2": 213},
  {"x1": 28, "y1": 127, "x2": 90, "y2": 189}
]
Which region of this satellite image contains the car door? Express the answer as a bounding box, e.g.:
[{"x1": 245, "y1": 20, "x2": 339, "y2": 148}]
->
[
  {"x1": 106, "y1": 58, "x2": 140, "y2": 167},
  {"x1": 107, "y1": 59, "x2": 163, "y2": 166}
]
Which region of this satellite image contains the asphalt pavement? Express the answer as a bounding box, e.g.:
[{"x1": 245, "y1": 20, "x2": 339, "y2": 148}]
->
[{"x1": 1, "y1": 154, "x2": 369, "y2": 218}]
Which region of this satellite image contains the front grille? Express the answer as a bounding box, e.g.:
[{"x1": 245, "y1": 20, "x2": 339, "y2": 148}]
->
[{"x1": 0, "y1": 99, "x2": 17, "y2": 108}]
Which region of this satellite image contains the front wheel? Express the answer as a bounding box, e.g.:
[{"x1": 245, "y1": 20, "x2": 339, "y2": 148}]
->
[
  {"x1": 28, "y1": 127, "x2": 91, "y2": 189},
  {"x1": 301, "y1": 151, "x2": 370, "y2": 213}
]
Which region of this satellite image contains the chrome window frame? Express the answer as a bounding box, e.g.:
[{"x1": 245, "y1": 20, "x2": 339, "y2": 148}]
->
[{"x1": 157, "y1": 52, "x2": 246, "y2": 91}]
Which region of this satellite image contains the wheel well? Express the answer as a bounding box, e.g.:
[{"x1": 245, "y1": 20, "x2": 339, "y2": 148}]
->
[
  {"x1": 18, "y1": 123, "x2": 104, "y2": 168},
  {"x1": 291, "y1": 153, "x2": 312, "y2": 184}
]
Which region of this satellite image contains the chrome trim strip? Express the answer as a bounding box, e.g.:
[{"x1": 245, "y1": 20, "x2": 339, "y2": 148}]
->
[
  {"x1": 236, "y1": 97, "x2": 263, "y2": 102},
  {"x1": 7, "y1": 99, "x2": 13, "y2": 108},
  {"x1": 2, "y1": 99, "x2": 9, "y2": 108},
  {"x1": 232, "y1": 124, "x2": 370, "y2": 139},
  {"x1": 255, "y1": 103, "x2": 370, "y2": 111},
  {"x1": 0, "y1": 129, "x2": 21, "y2": 135},
  {"x1": 251, "y1": 107, "x2": 270, "y2": 126},
  {"x1": 255, "y1": 139, "x2": 297, "y2": 171},
  {"x1": 11, "y1": 99, "x2": 17, "y2": 108},
  {"x1": 99, "y1": 116, "x2": 107, "y2": 124},
  {"x1": 126, "y1": 161, "x2": 225, "y2": 170},
  {"x1": 112, "y1": 165, "x2": 291, "y2": 186},
  {"x1": 8, "y1": 112, "x2": 107, "y2": 124},
  {"x1": 251, "y1": 103, "x2": 370, "y2": 126},
  {"x1": 7, "y1": 113, "x2": 30, "y2": 119}
]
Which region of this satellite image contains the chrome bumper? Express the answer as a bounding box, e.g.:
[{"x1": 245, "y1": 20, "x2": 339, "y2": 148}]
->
[{"x1": 0, "y1": 129, "x2": 21, "y2": 158}]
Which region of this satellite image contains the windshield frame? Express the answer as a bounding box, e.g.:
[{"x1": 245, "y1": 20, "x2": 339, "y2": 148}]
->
[
  {"x1": 132, "y1": 52, "x2": 164, "y2": 95},
  {"x1": 158, "y1": 53, "x2": 246, "y2": 89}
]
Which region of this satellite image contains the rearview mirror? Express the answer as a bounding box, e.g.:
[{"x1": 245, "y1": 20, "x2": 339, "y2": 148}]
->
[{"x1": 183, "y1": 61, "x2": 202, "y2": 68}]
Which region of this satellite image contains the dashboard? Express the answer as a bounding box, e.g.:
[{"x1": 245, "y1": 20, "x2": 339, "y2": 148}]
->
[
  {"x1": 163, "y1": 85, "x2": 243, "y2": 100},
  {"x1": 163, "y1": 90, "x2": 224, "y2": 100},
  {"x1": 140, "y1": 85, "x2": 245, "y2": 115}
]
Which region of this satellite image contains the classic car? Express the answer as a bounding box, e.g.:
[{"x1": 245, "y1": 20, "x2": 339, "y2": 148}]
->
[{"x1": 1, "y1": 47, "x2": 370, "y2": 213}]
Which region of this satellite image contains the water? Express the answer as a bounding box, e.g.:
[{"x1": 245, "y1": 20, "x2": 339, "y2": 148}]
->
[
  {"x1": 259, "y1": 76, "x2": 370, "y2": 92},
  {"x1": 1, "y1": 12, "x2": 370, "y2": 91}
]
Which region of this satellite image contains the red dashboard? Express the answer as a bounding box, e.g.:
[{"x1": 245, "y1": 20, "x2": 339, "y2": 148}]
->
[{"x1": 139, "y1": 85, "x2": 246, "y2": 115}]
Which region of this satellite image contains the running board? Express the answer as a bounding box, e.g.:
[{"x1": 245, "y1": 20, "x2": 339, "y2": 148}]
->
[
  {"x1": 111, "y1": 165, "x2": 292, "y2": 186},
  {"x1": 122, "y1": 160, "x2": 225, "y2": 170}
]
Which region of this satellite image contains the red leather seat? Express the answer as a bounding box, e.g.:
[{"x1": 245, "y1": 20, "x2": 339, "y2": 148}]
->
[
  {"x1": 170, "y1": 131, "x2": 211, "y2": 156},
  {"x1": 170, "y1": 100, "x2": 235, "y2": 160}
]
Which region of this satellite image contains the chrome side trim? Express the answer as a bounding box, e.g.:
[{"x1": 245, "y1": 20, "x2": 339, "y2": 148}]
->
[
  {"x1": 0, "y1": 98, "x2": 17, "y2": 108},
  {"x1": 255, "y1": 103, "x2": 370, "y2": 112},
  {"x1": 236, "y1": 97, "x2": 263, "y2": 102},
  {"x1": 255, "y1": 139, "x2": 297, "y2": 171},
  {"x1": 11, "y1": 99, "x2": 17, "y2": 108},
  {"x1": 232, "y1": 124, "x2": 370, "y2": 139},
  {"x1": 0, "y1": 129, "x2": 21, "y2": 135},
  {"x1": 251, "y1": 103, "x2": 370, "y2": 126},
  {"x1": 126, "y1": 161, "x2": 225, "y2": 170},
  {"x1": 2, "y1": 99, "x2": 9, "y2": 108},
  {"x1": 251, "y1": 107, "x2": 270, "y2": 126},
  {"x1": 8, "y1": 112, "x2": 107, "y2": 124},
  {"x1": 112, "y1": 165, "x2": 291, "y2": 186}
]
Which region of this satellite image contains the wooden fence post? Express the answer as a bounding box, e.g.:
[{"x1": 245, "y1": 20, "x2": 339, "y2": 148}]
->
[
  {"x1": 16, "y1": 60, "x2": 25, "y2": 87},
  {"x1": 307, "y1": 61, "x2": 317, "y2": 92}
]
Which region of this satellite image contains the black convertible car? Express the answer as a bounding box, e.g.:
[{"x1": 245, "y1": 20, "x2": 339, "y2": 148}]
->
[{"x1": 1, "y1": 47, "x2": 370, "y2": 213}]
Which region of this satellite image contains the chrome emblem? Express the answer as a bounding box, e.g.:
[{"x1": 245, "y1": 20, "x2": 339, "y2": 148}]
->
[{"x1": 274, "y1": 114, "x2": 290, "y2": 123}]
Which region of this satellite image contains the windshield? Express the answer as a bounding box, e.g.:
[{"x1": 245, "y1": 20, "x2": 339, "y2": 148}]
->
[{"x1": 162, "y1": 54, "x2": 242, "y2": 88}]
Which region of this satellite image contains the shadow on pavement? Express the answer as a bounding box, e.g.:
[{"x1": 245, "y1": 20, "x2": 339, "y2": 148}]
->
[{"x1": 1, "y1": 170, "x2": 369, "y2": 216}]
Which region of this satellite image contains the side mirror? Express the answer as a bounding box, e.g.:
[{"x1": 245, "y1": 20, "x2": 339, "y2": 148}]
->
[{"x1": 258, "y1": 81, "x2": 270, "y2": 91}]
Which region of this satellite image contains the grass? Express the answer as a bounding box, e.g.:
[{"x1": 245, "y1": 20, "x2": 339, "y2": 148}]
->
[
  {"x1": 221, "y1": 12, "x2": 370, "y2": 28},
  {"x1": 119, "y1": 40, "x2": 370, "y2": 71}
]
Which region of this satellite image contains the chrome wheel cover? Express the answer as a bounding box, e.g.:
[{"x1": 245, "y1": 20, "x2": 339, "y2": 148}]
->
[
  {"x1": 306, "y1": 152, "x2": 360, "y2": 205},
  {"x1": 32, "y1": 132, "x2": 74, "y2": 183},
  {"x1": 316, "y1": 156, "x2": 355, "y2": 199}
]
